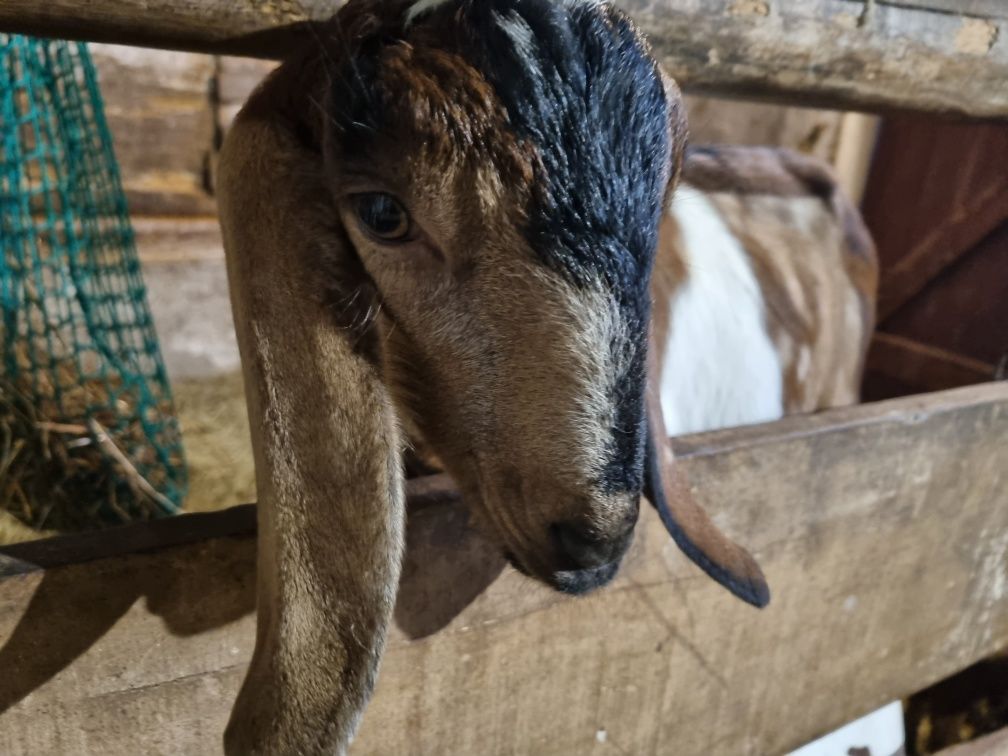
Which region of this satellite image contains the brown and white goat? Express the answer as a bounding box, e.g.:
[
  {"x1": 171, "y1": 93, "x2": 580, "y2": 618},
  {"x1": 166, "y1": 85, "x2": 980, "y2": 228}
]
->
[
  {"x1": 216, "y1": 0, "x2": 877, "y2": 752},
  {"x1": 655, "y1": 145, "x2": 877, "y2": 436}
]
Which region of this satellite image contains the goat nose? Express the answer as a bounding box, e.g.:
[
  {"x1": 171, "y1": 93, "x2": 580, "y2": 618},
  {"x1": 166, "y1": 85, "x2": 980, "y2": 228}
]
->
[{"x1": 552, "y1": 520, "x2": 634, "y2": 570}]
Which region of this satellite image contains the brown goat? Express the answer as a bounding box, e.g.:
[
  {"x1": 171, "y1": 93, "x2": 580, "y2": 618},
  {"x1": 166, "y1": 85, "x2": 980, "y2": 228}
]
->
[{"x1": 216, "y1": 1, "x2": 877, "y2": 752}]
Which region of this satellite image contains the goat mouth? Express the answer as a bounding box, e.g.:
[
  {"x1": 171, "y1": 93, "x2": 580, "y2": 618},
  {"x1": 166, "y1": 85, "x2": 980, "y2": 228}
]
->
[
  {"x1": 503, "y1": 551, "x2": 530, "y2": 576},
  {"x1": 504, "y1": 551, "x2": 621, "y2": 596},
  {"x1": 549, "y1": 560, "x2": 622, "y2": 595}
]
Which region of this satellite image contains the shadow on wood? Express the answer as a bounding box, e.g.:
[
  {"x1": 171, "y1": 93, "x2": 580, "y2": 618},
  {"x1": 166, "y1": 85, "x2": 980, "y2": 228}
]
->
[
  {"x1": 0, "y1": 474, "x2": 500, "y2": 714},
  {"x1": 0, "y1": 535, "x2": 256, "y2": 715}
]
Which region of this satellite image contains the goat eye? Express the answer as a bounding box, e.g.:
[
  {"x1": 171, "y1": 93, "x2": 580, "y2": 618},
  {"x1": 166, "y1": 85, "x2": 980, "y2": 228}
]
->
[{"x1": 353, "y1": 193, "x2": 411, "y2": 241}]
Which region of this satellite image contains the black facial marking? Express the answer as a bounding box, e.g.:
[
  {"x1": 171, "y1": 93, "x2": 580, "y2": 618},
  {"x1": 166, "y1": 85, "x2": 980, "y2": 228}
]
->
[
  {"x1": 458, "y1": 1, "x2": 671, "y2": 297},
  {"x1": 599, "y1": 345, "x2": 648, "y2": 494},
  {"x1": 551, "y1": 560, "x2": 622, "y2": 595},
  {"x1": 455, "y1": 1, "x2": 669, "y2": 494}
]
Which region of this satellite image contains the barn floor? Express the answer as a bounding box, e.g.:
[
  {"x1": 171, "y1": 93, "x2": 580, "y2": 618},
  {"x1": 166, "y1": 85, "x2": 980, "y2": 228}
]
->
[{"x1": 170, "y1": 370, "x2": 255, "y2": 514}]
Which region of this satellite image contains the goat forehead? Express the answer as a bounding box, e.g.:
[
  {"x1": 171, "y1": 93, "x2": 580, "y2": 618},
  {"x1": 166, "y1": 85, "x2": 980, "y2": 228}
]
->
[
  {"x1": 330, "y1": 0, "x2": 671, "y2": 314},
  {"x1": 389, "y1": 2, "x2": 671, "y2": 278},
  {"x1": 454, "y1": 1, "x2": 671, "y2": 291},
  {"x1": 406, "y1": 0, "x2": 602, "y2": 26}
]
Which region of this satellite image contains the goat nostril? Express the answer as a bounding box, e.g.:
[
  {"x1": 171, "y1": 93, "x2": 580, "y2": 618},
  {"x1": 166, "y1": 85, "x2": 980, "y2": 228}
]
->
[{"x1": 551, "y1": 520, "x2": 634, "y2": 570}]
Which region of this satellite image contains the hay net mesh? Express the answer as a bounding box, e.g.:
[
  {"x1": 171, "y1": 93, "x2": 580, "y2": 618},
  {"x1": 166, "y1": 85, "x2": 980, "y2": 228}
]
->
[{"x1": 0, "y1": 35, "x2": 187, "y2": 530}]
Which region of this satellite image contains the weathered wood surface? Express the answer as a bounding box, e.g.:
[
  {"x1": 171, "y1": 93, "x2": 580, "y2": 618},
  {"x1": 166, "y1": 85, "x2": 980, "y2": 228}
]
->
[
  {"x1": 937, "y1": 728, "x2": 1008, "y2": 756},
  {"x1": 1, "y1": 1, "x2": 1006, "y2": 118},
  {"x1": 1, "y1": 383, "x2": 1007, "y2": 755},
  {"x1": 866, "y1": 332, "x2": 997, "y2": 397},
  {"x1": 90, "y1": 45, "x2": 217, "y2": 216},
  {"x1": 887, "y1": 0, "x2": 1008, "y2": 19},
  {"x1": 683, "y1": 93, "x2": 843, "y2": 164}
]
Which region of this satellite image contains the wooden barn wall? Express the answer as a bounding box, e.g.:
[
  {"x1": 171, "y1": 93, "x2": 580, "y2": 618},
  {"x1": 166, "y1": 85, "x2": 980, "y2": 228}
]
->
[{"x1": 861, "y1": 116, "x2": 1008, "y2": 400}]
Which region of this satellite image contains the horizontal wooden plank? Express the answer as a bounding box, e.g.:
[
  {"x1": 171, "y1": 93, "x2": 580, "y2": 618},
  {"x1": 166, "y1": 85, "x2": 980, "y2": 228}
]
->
[
  {"x1": 936, "y1": 728, "x2": 1008, "y2": 756},
  {"x1": 883, "y1": 0, "x2": 1008, "y2": 19},
  {"x1": 0, "y1": 1, "x2": 1006, "y2": 118},
  {"x1": 1, "y1": 383, "x2": 1007, "y2": 755},
  {"x1": 0, "y1": 474, "x2": 455, "y2": 577},
  {"x1": 867, "y1": 332, "x2": 997, "y2": 394},
  {"x1": 90, "y1": 44, "x2": 218, "y2": 216}
]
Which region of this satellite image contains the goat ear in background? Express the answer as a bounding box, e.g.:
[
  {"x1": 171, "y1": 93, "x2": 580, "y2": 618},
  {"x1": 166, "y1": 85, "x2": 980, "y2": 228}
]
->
[
  {"x1": 217, "y1": 58, "x2": 405, "y2": 755},
  {"x1": 642, "y1": 347, "x2": 771, "y2": 609}
]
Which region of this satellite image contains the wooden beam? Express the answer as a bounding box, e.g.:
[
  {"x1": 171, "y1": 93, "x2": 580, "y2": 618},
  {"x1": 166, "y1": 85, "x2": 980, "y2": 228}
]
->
[
  {"x1": 1, "y1": 383, "x2": 1007, "y2": 755},
  {"x1": 883, "y1": 0, "x2": 1008, "y2": 19},
  {"x1": 936, "y1": 728, "x2": 1008, "y2": 756},
  {"x1": 867, "y1": 332, "x2": 997, "y2": 394},
  {"x1": 0, "y1": 1, "x2": 1007, "y2": 119}
]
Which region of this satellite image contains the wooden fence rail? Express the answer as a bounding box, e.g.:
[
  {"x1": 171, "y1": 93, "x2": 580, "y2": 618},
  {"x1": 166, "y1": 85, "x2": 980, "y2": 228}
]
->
[
  {"x1": 0, "y1": 1, "x2": 1007, "y2": 118},
  {"x1": 1, "y1": 382, "x2": 1006, "y2": 755}
]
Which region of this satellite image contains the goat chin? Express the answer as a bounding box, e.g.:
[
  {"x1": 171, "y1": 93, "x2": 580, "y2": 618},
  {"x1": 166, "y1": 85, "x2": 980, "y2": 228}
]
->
[
  {"x1": 503, "y1": 550, "x2": 623, "y2": 595},
  {"x1": 550, "y1": 562, "x2": 624, "y2": 595}
]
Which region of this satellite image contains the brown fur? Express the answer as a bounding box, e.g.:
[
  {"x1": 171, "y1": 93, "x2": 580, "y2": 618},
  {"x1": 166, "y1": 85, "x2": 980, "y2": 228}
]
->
[
  {"x1": 219, "y1": 88, "x2": 404, "y2": 754},
  {"x1": 651, "y1": 212, "x2": 688, "y2": 368}
]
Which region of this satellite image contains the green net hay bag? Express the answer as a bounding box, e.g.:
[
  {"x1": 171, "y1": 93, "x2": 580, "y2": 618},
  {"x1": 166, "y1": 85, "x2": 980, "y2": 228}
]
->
[{"x1": 0, "y1": 35, "x2": 187, "y2": 531}]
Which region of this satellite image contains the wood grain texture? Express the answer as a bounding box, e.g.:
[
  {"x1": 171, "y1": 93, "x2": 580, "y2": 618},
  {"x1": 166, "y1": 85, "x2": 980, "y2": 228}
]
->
[
  {"x1": 865, "y1": 332, "x2": 997, "y2": 398},
  {"x1": 0, "y1": 1, "x2": 1006, "y2": 118},
  {"x1": 683, "y1": 94, "x2": 844, "y2": 164},
  {"x1": 936, "y1": 728, "x2": 1008, "y2": 756},
  {"x1": 884, "y1": 0, "x2": 1008, "y2": 20},
  {"x1": 1, "y1": 384, "x2": 1007, "y2": 755},
  {"x1": 881, "y1": 220, "x2": 1008, "y2": 369},
  {"x1": 90, "y1": 45, "x2": 217, "y2": 216},
  {"x1": 861, "y1": 116, "x2": 1008, "y2": 321}
]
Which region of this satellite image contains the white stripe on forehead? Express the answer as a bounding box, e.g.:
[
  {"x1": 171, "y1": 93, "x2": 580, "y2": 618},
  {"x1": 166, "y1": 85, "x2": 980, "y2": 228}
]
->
[
  {"x1": 404, "y1": 0, "x2": 455, "y2": 27},
  {"x1": 404, "y1": 0, "x2": 603, "y2": 28}
]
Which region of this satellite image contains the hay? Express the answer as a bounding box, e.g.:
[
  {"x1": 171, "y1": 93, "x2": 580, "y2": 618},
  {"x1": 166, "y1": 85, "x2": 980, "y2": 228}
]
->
[
  {"x1": 0, "y1": 368, "x2": 180, "y2": 533},
  {"x1": 0, "y1": 369, "x2": 251, "y2": 546}
]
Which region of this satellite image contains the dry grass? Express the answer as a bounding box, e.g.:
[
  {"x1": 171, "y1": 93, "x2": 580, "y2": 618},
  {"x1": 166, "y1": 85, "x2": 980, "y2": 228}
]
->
[
  {"x1": 0, "y1": 370, "x2": 181, "y2": 534},
  {"x1": 0, "y1": 369, "x2": 253, "y2": 546},
  {"x1": 0, "y1": 509, "x2": 55, "y2": 545}
]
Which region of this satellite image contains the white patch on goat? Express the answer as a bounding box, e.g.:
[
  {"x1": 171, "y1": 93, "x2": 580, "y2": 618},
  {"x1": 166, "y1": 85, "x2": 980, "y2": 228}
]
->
[
  {"x1": 404, "y1": 0, "x2": 456, "y2": 27},
  {"x1": 559, "y1": 281, "x2": 625, "y2": 475},
  {"x1": 658, "y1": 186, "x2": 784, "y2": 436}
]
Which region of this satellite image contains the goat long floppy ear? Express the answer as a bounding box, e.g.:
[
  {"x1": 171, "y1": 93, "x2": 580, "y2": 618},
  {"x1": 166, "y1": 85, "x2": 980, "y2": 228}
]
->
[
  {"x1": 643, "y1": 344, "x2": 771, "y2": 608},
  {"x1": 217, "y1": 59, "x2": 404, "y2": 755}
]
